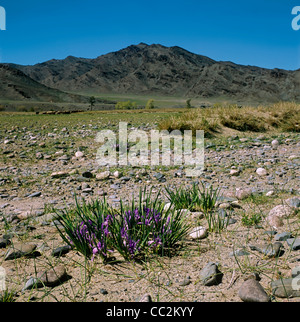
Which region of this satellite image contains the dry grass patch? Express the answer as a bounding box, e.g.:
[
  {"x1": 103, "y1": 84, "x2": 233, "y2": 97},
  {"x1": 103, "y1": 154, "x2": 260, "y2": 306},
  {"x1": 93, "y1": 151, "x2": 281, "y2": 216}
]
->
[
  {"x1": 263, "y1": 102, "x2": 300, "y2": 132},
  {"x1": 158, "y1": 108, "x2": 220, "y2": 138},
  {"x1": 158, "y1": 102, "x2": 300, "y2": 136},
  {"x1": 218, "y1": 105, "x2": 267, "y2": 132}
]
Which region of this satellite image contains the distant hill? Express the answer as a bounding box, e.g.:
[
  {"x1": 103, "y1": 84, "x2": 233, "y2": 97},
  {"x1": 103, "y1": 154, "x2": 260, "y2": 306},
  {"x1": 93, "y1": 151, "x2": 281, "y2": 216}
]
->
[
  {"x1": 7, "y1": 43, "x2": 300, "y2": 103},
  {"x1": 0, "y1": 64, "x2": 87, "y2": 103}
]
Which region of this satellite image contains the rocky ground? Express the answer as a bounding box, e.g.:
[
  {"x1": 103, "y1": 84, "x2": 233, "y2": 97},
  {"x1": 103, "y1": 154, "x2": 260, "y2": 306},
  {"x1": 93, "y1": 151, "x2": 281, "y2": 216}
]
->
[{"x1": 0, "y1": 114, "x2": 299, "y2": 302}]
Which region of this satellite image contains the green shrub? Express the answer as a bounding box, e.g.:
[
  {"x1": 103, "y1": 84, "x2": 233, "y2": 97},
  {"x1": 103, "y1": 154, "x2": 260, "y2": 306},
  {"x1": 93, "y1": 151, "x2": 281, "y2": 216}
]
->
[
  {"x1": 16, "y1": 106, "x2": 28, "y2": 112},
  {"x1": 115, "y1": 101, "x2": 138, "y2": 110},
  {"x1": 185, "y1": 99, "x2": 192, "y2": 109},
  {"x1": 145, "y1": 99, "x2": 155, "y2": 109}
]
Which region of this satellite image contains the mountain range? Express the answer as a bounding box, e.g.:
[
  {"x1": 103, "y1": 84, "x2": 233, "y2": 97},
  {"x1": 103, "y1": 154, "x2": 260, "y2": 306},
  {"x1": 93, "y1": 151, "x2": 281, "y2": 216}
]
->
[{"x1": 3, "y1": 43, "x2": 300, "y2": 104}]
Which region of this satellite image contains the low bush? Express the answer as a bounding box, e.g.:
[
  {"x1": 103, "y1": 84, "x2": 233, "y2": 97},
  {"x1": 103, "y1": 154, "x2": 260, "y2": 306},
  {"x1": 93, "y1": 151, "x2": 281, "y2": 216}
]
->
[{"x1": 115, "y1": 101, "x2": 138, "y2": 110}]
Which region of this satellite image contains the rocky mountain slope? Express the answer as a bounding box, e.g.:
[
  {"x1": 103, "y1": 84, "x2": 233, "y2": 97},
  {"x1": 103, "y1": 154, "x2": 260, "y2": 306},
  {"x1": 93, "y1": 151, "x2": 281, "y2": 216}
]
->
[
  {"x1": 0, "y1": 64, "x2": 87, "y2": 103},
  {"x1": 11, "y1": 43, "x2": 300, "y2": 103}
]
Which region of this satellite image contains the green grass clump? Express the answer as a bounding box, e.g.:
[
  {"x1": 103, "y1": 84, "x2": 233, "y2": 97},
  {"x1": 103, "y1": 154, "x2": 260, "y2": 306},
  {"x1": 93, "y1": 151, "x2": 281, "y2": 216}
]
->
[
  {"x1": 241, "y1": 213, "x2": 263, "y2": 227},
  {"x1": 165, "y1": 183, "x2": 220, "y2": 213},
  {"x1": 0, "y1": 290, "x2": 16, "y2": 302}
]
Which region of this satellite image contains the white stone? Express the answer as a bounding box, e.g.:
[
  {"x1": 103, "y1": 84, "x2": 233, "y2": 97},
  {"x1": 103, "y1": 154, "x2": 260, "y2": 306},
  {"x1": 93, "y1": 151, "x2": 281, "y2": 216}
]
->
[
  {"x1": 230, "y1": 169, "x2": 240, "y2": 176},
  {"x1": 51, "y1": 171, "x2": 69, "y2": 178},
  {"x1": 266, "y1": 205, "x2": 296, "y2": 229},
  {"x1": 256, "y1": 168, "x2": 268, "y2": 176},
  {"x1": 163, "y1": 203, "x2": 172, "y2": 212},
  {"x1": 236, "y1": 188, "x2": 252, "y2": 200},
  {"x1": 268, "y1": 205, "x2": 295, "y2": 219},
  {"x1": 113, "y1": 170, "x2": 121, "y2": 178},
  {"x1": 96, "y1": 171, "x2": 110, "y2": 180},
  {"x1": 289, "y1": 155, "x2": 299, "y2": 160},
  {"x1": 271, "y1": 140, "x2": 279, "y2": 149},
  {"x1": 266, "y1": 191, "x2": 274, "y2": 197},
  {"x1": 189, "y1": 226, "x2": 207, "y2": 240},
  {"x1": 75, "y1": 151, "x2": 84, "y2": 158}
]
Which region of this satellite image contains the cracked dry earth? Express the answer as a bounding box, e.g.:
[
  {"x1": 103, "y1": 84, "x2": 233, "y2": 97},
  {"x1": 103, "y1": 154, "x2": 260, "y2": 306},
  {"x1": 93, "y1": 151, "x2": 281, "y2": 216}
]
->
[{"x1": 0, "y1": 118, "x2": 299, "y2": 302}]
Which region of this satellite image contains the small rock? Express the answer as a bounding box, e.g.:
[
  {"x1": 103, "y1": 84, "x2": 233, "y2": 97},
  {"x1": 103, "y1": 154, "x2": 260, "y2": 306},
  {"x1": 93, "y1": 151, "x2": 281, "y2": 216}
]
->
[
  {"x1": 36, "y1": 152, "x2": 43, "y2": 159},
  {"x1": 82, "y1": 171, "x2": 94, "y2": 178},
  {"x1": 266, "y1": 205, "x2": 296, "y2": 229},
  {"x1": 5, "y1": 243, "x2": 38, "y2": 260},
  {"x1": 256, "y1": 168, "x2": 268, "y2": 176},
  {"x1": 289, "y1": 155, "x2": 299, "y2": 160},
  {"x1": 189, "y1": 226, "x2": 207, "y2": 240},
  {"x1": 178, "y1": 276, "x2": 191, "y2": 286},
  {"x1": 286, "y1": 238, "x2": 300, "y2": 251},
  {"x1": 35, "y1": 212, "x2": 57, "y2": 224},
  {"x1": 75, "y1": 151, "x2": 84, "y2": 158},
  {"x1": 82, "y1": 188, "x2": 93, "y2": 194},
  {"x1": 58, "y1": 154, "x2": 70, "y2": 161},
  {"x1": 22, "y1": 277, "x2": 41, "y2": 291},
  {"x1": 218, "y1": 202, "x2": 231, "y2": 209},
  {"x1": 266, "y1": 191, "x2": 274, "y2": 197},
  {"x1": 238, "y1": 279, "x2": 270, "y2": 302},
  {"x1": 0, "y1": 237, "x2": 11, "y2": 248},
  {"x1": 230, "y1": 169, "x2": 240, "y2": 176},
  {"x1": 153, "y1": 172, "x2": 166, "y2": 183},
  {"x1": 27, "y1": 191, "x2": 41, "y2": 198},
  {"x1": 229, "y1": 247, "x2": 250, "y2": 257},
  {"x1": 37, "y1": 265, "x2": 67, "y2": 287},
  {"x1": 120, "y1": 176, "x2": 131, "y2": 182},
  {"x1": 199, "y1": 262, "x2": 223, "y2": 286},
  {"x1": 271, "y1": 140, "x2": 279, "y2": 149},
  {"x1": 292, "y1": 266, "x2": 300, "y2": 278},
  {"x1": 96, "y1": 171, "x2": 110, "y2": 180},
  {"x1": 113, "y1": 170, "x2": 121, "y2": 178},
  {"x1": 250, "y1": 243, "x2": 283, "y2": 258},
  {"x1": 285, "y1": 197, "x2": 300, "y2": 209},
  {"x1": 17, "y1": 211, "x2": 32, "y2": 220},
  {"x1": 271, "y1": 278, "x2": 300, "y2": 298},
  {"x1": 236, "y1": 188, "x2": 252, "y2": 200},
  {"x1": 51, "y1": 171, "x2": 69, "y2": 178},
  {"x1": 139, "y1": 294, "x2": 152, "y2": 302},
  {"x1": 274, "y1": 232, "x2": 293, "y2": 242},
  {"x1": 163, "y1": 203, "x2": 172, "y2": 211},
  {"x1": 52, "y1": 245, "x2": 72, "y2": 257},
  {"x1": 100, "y1": 288, "x2": 108, "y2": 295}
]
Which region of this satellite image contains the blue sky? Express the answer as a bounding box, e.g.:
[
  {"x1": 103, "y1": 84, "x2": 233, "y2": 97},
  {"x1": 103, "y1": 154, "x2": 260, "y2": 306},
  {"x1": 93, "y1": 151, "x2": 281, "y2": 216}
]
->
[{"x1": 0, "y1": 0, "x2": 300, "y2": 70}]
